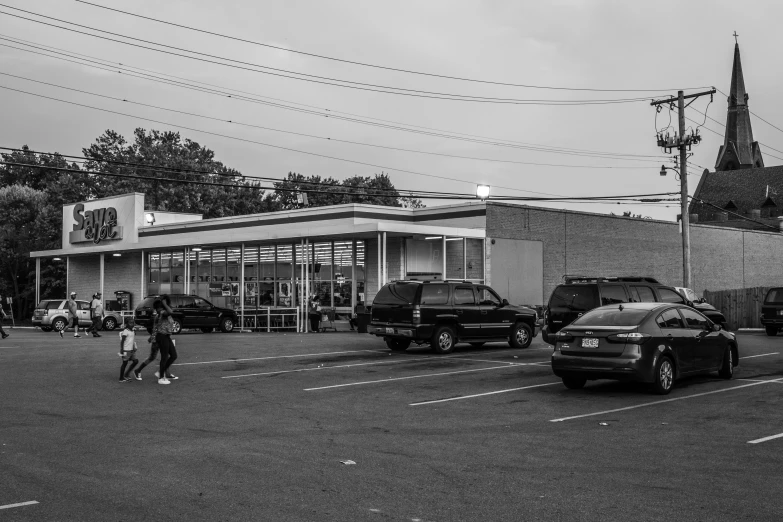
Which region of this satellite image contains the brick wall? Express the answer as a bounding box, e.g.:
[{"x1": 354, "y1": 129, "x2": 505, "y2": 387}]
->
[
  {"x1": 487, "y1": 202, "x2": 783, "y2": 305},
  {"x1": 68, "y1": 253, "x2": 143, "y2": 309},
  {"x1": 67, "y1": 256, "x2": 99, "y2": 300}
]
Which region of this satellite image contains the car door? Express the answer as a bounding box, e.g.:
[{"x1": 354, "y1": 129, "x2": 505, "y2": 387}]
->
[
  {"x1": 477, "y1": 286, "x2": 508, "y2": 337},
  {"x1": 178, "y1": 295, "x2": 198, "y2": 327},
  {"x1": 656, "y1": 308, "x2": 696, "y2": 373},
  {"x1": 77, "y1": 301, "x2": 91, "y2": 326},
  {"x1": 453, "y1": 286, "x2": 481, "y2": 339},
  {"x1": 195, "y1": 297, "x2": 221, "y2": 327},
  {"x1": 419, "y1": 284, "x2": 451, "y2": 330},
  {"x1": 679, "y1": 308, "x2": 723, "y2": 369}
]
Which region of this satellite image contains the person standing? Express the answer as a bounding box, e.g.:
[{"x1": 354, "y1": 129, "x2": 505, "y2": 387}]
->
[
  {"x1": 0, "y1": 298, "x2": 9, "y2": 339},
  {"x1": 60, "y1": 291, "x2": 81, "y2": 338},
  {"x1": 118, "y1": 318, "x2": 138, "y2": 382},
  {"x1": 154, "y1": 296, "x2": 178, "y2": 385},
  {"x1": 308, "y1": 295, "x2": 321, "y2": 333},
  {"x1": 86, "y1": 292, "x2": 103, "y2": 338}
]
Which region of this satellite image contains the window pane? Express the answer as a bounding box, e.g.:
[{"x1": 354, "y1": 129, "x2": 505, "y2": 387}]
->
[
  {"x1": 478, "y1": 287, "x2": 501, "y2": 306},
  {"x1": 600, "y1": 285, "x2": 627, "y2": 305},
  {"x1": 454, "y1": 287, "x2": 475, "y2": 305},
  {"x1": 212, "y1": 249, "x2": 226, "y2": 282},
  {"x1": 446, "y1": 238, "x2": 464, "y2": 279},
  {"x1": 171, "y1": 251, "x2": 185, "y2": 284},
  {"x1": 259, "y1": 246, "x2": 274, "y2": 280},
  {"x1": 633, "y1": 286, "x2": 656, "y2": 302},
  {"x1": 465, "y1": 239, "x2": 483, "y2": 280},
  {"x1": 549, "y1": 286, "x2": 598, "y2": 311},
  {"x1": 421, "y1": 284, "x2": 449, "y2": 305},
  {"x1": 659, "y1": 288, "x2": 685, "y2": 304},
  {"x1": 572, "y1": 308, "x2": 649, "y2": 326},
  {"x1": 656, "y1": 309, "x2": 683, "y2": 329},
  {"x1": 227, "y1": 248, "x2": 241, "y2": 282},
  {"x1": 680, "y1": 308, "x2": 709, "y2": 328}
]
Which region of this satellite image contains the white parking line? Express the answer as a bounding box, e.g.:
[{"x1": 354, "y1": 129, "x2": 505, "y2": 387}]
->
[
  {"x1": 739, "y1": 352, "x2": 779, "y2": 359},
  {"x1": 748, "y1": 432, "x2": 783, "y2": 444},
  {"x1": 549, "y1": 378, "x2": 783, "y2": 422},
  {"x1": 0, "y1": 501, "x2": 39, "y2": 510},
  {"x1": 175, "y1": 349, "x2": 386, "y2": 366},
  {"x1": 739, "y1": 378, "x2": 783, "y2": 384},
  {"x1": 410, "y1": 382, "x2": 560, "y2": 406}
]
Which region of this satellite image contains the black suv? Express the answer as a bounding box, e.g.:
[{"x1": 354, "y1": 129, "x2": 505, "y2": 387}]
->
[
  {"x1": 369, "y1": 281, "x2": 537, "y2": 354},
  {"x1": 541, "y1": 276, "x2": 727, "y2": 344},
  {"x1": 134, "y1": 294, "x2": 238, "y2": 334},
  {"x1": 760, "y1": 287, "x2": 783, "y2": 336}
]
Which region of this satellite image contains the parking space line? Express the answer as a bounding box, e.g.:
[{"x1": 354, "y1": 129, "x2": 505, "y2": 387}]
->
[
  {"x1": 303, "y1": 363, "x2": 550, "y2": 391},
  {"x1": 738, "y1": 378, "x2": 783, "y2": 384},
  {"x1": 410, "y1": 382, "x2": 560, "y2": 406},
  {"x1": 739, "y1": 352, "x2": 779, "y2": 359},
  {"x1": 549, "y1": 378, "x2": 783, "y2": 422},
  {"x1": 0, "y1": 501, "x2": 39, "y2": 510},
  {"x1": 748, "y1": 432, "x2": 783, "y2": 444},
  {"x1": 175, "y1": 349, "x2": 387, "y2": 366}
]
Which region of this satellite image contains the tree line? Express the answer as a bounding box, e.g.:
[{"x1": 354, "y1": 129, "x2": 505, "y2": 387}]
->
[{"x1": 0, "y1": 128, "x2": 422, "y2": 319}]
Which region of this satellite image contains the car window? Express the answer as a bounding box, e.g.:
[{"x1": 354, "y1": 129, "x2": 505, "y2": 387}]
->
[
  {"x1": 632, "y1": 286, "x2": 656, "y2": 302},
  {"x1": 656, "y1": 309, "x2": 684, "y2": 329},
  {"x1": 78, "y1": 301, "x2": 90, "y2": 310},
  {"x1": 37, "y1": 300, "x2": 63, "y2": 310},
  {"x1": 138, "y1": 297, "x2": 157, "y2": 309},
  {"x1": 679, "y1": 308, "x2": 709, "y2": 329},
  {"x1": 765, "y1": 288, "x2": 783, "y2": 304},
  {"x1": 420, "y1": 284, "x2": 449, "y2": 305},
  {"x1": 549, "y1": 286, "x2": 598, "y2": 311},
  {"x1": 478, "y1": 287, "x2": 501, "y2": 306},
  {"x1": 571, "y1": 307, "x2": 649, "y2": 326},
  {"x1": 193, "y1": 298, "x2": 212, "y2": 309},
  {"x1": 453, "y1": 287, "x2": 476, "y2": 305},
  {"x1": 658, "y1": 288, "x2": 686, "y2": 304},
  {"x1": 179, "y1": 296, "x2": 196, "y2": 308},
  {"x1": 600, "y1": 285, "x2": 627, "y2": 306},
  {"x1": 374, "y1": 283, "x2": 420, "y2": 305}
]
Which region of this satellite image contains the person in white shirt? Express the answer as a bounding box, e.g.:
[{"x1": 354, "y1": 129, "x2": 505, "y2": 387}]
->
[
  {"x1": 86, "y1": 292, "x2": 103, "y2": 338},
  {"x1": 118, "y1": 318, "x2": 138, "y2": 382}
]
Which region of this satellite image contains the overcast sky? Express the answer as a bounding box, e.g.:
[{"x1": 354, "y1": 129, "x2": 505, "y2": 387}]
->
[{"x1": 1, "y1": 0, "x2": 780, "y2": 220}]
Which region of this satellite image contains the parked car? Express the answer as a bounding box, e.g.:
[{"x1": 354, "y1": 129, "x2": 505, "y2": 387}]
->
[
  {"x1": 134, "y1": 294, "x2": 237, "y2": 334},
  {"x1": 674, "y1": 287, "x2": 727, "y2": 326},
  {"x1": 760, "y1": 287, "x2": 783, "y2": 336},
  {"x1": 541, "y1": 276, "x2": 728, "y2": 345},
  {"x1": 551, "y1": 302, "x2": 738, "y2": 394},
  {"x1": 32, "y1": 299, "x2": 124, "y2": 332},
  {"x1": 369, "y1": 280, "x2": 537, "y2": 354}
]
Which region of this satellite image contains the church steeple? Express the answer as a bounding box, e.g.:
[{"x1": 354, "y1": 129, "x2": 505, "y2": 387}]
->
[{"x1": 714, "y1": 40, "x2": 764, "y2": 171}]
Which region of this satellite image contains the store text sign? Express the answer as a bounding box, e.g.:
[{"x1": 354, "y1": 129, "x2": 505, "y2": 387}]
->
[{"x1": 69, "y1": 204, "x2": 124, "y2": 244}]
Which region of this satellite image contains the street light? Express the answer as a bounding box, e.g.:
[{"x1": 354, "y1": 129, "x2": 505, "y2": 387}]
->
[
  {"x1": 476, "y1": 185, "x2": 490, "y2": 201},
  {"x1": 658, "y1": 164, "x2": 691, "y2": 289}
]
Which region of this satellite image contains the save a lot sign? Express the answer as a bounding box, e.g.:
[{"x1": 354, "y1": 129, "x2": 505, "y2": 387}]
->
[{"x1": 69, "y1": 203, "x2": 124, "y2": 244}]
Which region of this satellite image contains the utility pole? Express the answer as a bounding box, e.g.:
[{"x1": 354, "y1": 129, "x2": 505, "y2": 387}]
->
[{"x1": 651, "y1": 88, "x2": 715, "y2": 288}]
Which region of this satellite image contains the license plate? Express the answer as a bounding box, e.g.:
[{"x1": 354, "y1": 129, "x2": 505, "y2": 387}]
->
[
  {"x1": 581, "y1": 338, "x2": 599, "y2": 348},
  {"x1": 385, "y1": 328, "x2": 394, "y2": 334}
]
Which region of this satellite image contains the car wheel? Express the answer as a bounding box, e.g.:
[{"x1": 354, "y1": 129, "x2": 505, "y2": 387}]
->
[
  {"x1": 652, "y1": 356, "x2": 675, "y2": 395},
  {"x1": 431, "y1": 326, "x2": 456, "y2": 354},
  {"x1": 171, "y1": 320, "x2": 182, "y2": 335},
  {"x1": 562, "y1": 376, "x2": 587, "y2": 390},
  {"x1": 718, "y1": 346, "x2": 734, "y2": 379},
  {"x1": 470, "y1": 342, "x2": 486, "y2": 348},
  {"x1": 52, "y1": 317, "x2": 67, "y2": 332},
  {"x1": 103, "y1": 317, "x2": 117, "y2": 331},
  {"x1": 509, "y1": 322, "x2": 533, "y2": 349},
  {"x1": 219, "y1": 317, "x2": 234, "y2": 333},
  {"x1": 765, "y1": 326, "x2": 777, "y2": 336},
  {"x1": 385, "y1": 338, "x2": 411, "y2": 352},
  {"x1": 41, "y1": 326, "x2": 53, "y2": 332},
  {"x1": 201, "y1": 327, "x2": 214, "y2": 334}
]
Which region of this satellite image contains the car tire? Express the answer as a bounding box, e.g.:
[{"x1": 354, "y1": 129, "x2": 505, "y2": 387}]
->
[
  {"x1": 718, "y1": 346, "x2": 734, "y2": 379},
  {"x1": 765, "y1": 326, "x2": 777, "y2": 337},
  {"x1": 562, "y1": 376, "x2": 587, "y2": 390},
  {"x1": 219, "y1": 317, "x2": 234, "y2": 333},
  {"x1": 470, "y1": 342, "x2": 486, "y2": 348},
  {"x1": 103, "y1": 317, "x2": 117, "y2": 331},
  {"x1": 431, "y1": 326, "x2": 456, "y2": 354},
  {"x1": 652, "y1": 356, "x2": 675, "y2": 395},
  {"x1": 509, "y1": 322, "x2": 533, "y2": 349},
  {"x1": 385, "y1": 338, "x2": 411, "y2": 352},
  {"x1": 201, "y1": 327, "x2": 214, "y2": 334},
  {"x1": 41, "y1": 326, "x2": 53, "y2": 332},
  {"x1": 52, "y1": 317, "x2": 67, "y2": 332},
  {"x1": 171, "y1": 319, "x2": 182, "y2": 335}
]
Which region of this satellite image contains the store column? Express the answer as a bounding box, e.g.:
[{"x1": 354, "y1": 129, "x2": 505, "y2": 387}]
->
[
  {"x1": 35, "y1": 258, "x2": 41, "y2": 305},
  {"x1": 99, "y1": 254, "x2": 105, "y2": 299}
]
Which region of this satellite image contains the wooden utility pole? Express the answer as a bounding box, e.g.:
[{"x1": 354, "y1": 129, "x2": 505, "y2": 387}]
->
[{"x1": 651, "y1": 88, "x2": 716, "y2": 288}]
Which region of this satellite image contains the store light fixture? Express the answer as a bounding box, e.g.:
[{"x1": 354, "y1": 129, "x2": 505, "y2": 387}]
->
[
  {"x1": 53, "y1": 257, "x2": 62, "y2": 261},
  {"x1": 113, "y1": 253, "x2": 122, "y2": 257},
  {"x1": 192, "y1": 247, "x2": 202, "y2": 252},
  {"x1": 445, "y1": 237, "x2": 463, "y2": 241},
  {"x1": 424, "y1": 236, "x2": 442, "y2": 240},
  {"x1": 145, "y1": 212, "x2": 156, "y2": 224},
  {"x1": 476, "y1": 185, "x2": 491, "y2": 201}
]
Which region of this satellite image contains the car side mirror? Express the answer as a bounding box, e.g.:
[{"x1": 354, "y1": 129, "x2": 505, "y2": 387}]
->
[
  {"x1": 501, "y1": 299, "x2": 509, "y2": 307},
  {"x1": 712, "y1": 323, "x2": 721, "y2": 332}
]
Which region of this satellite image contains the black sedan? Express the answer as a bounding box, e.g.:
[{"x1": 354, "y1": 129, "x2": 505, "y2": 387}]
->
[{"x1": 551, "y1": 302, "x2": 738, "y2": 394}]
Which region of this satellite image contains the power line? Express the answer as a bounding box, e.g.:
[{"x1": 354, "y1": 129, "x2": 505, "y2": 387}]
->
[
  {"x1": 73, "y1": 0, "x2": 711, "y2": 95},
  {"x1": 0, "y1": 6, "x2": 654, "y2": 105},
  {"x1": 0, "y1": 35, "x2": 667, "y2": 162},
  {"x1": 714, "y1": 87, "x2": 783, "y2": 137},
  {"x1": 684, "y1": 115, "x2": 783, "y2": 163},
  {"x1": 0, "y1": 71, "x2": 662, "y2": 170},
  {"x1": 690, "y1": 195, "x2": 778, "y2": 231},
  {"x1": 689, "y1": 105, "x2": 783, "y2": 157}
]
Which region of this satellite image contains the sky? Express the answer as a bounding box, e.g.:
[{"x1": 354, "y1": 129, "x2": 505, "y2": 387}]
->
[{"x1": 1, "y1": 0, "x2": 782, "y2": 221}]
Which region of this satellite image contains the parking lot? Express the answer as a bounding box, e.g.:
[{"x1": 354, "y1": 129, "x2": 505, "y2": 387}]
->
[{"x1": 2, "y1": 329, "x2": 782, "y2": 521}]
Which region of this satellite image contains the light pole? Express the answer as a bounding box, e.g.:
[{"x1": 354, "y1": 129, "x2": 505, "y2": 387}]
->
[{"x1": 660, "y1": 164, "x2": 691, "y2": 288}]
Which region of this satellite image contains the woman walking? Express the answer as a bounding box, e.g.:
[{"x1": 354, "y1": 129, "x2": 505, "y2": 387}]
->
[{"x1": 154, "y1": 296, "x2": 178, "y2": 385}]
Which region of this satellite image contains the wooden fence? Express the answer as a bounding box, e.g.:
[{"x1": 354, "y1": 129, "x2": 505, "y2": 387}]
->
[{"x1": 703, "y1": 287, "x2": 770, "y2": 329}]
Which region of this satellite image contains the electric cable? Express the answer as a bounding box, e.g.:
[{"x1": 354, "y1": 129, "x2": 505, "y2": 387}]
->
[{"x1": 690, "y1": 195, "x2": 778, "y2": 231}]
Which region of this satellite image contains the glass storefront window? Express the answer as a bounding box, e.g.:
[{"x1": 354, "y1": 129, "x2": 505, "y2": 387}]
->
[
  {"x1": 466, "y1": 238, "x2": 484, "y2": 281},
  {"x1": 356, "y1": 241, "x2": 365, "y2": 304},
  {"x1": 159, "y1": 252, "x2": 171, "y2": 285},
  {"x1": 243, "y1": 247, "x2": 259, "y2": 308},
  {"x1": 276, "y1": 245, "x2": 293, "y2": 307},
  {"x1": 446, "y1": 238, "x2": 465, "y2": 279},
  {"x1": 171, "y1": 251, "x2": 185, "y2": 294}
]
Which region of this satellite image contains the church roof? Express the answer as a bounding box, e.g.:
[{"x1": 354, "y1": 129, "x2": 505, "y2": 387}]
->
[{"x1": 690, "y1": 165, "x2": 783, "y2": 218}]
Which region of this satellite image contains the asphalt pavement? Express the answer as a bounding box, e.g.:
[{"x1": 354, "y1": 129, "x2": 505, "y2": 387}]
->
[{"x1": 1, "y1": 328, "x2": 782, "y2": 521}]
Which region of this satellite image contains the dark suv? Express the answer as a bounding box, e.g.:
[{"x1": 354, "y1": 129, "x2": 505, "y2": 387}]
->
[
  {"x1": 134, "y1": 294, "x2": 238, "y2": 334},
  {"x1": 760, "y1": 287, "x2": 783, "y2": 336},
  {"x1": 369, "y1": 281, "x2": 537, "y2": 354},
  {"x1": 542, "y1": 276, "x2": 727, "y2": 345}
]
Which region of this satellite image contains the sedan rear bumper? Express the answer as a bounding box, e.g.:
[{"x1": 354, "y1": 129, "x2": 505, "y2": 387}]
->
[{"x1": 551, "y1": 350, "x2": 658, "y2": 383}]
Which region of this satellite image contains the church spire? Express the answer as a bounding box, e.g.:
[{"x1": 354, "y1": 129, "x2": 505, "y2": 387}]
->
[{"x1": 715, "y1": 38, "x2": 764, "y2": 171}]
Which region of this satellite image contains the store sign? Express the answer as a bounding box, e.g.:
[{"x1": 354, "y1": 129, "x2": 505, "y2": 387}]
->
[{"x1": 69, "y1": 204, "x2": 124, "y2": 245}]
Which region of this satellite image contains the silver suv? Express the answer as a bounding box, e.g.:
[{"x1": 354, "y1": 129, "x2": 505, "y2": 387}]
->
[{"x1": 32, "y1": 299, "x2": 124, "y2": 332}]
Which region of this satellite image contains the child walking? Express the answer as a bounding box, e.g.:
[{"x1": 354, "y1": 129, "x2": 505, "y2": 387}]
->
[{"x1": 118, "y1": 318, "x2": 139, "y2": 382}]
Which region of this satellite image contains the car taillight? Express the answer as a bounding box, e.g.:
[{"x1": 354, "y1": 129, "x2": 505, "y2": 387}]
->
[
  {"x1": 413, "y1": 305, "x2": 421, "y2": 324},
  {"x1": 555, "y1": 331, "x2": 573, "y2": 342},
  {"x1": 607, "y1": 332, "x2": 650, "y2": 344}
]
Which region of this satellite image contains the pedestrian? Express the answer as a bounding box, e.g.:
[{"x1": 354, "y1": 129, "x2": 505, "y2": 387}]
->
[
  {"x1": 86, "y1": 292, "x2": 103, "y2": 338},
  {"x1": 60, "y1": 291, "x2": 81, "y2": 338},
  {"x1": 118, "y1": 318, "x2": 138, "y2": 382},
  {"x1": 132, "y1": 310, "x2": 176, "y2": 381},
  {"x1": 154, "y1": 296, "x2": 178, "y2": 385},
  {"x1": 0, "y1": 298, "x2": 9, "y2": 340},
  {"x1": 308, "y1": 294, "x2": 321, "y2": 332}
]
